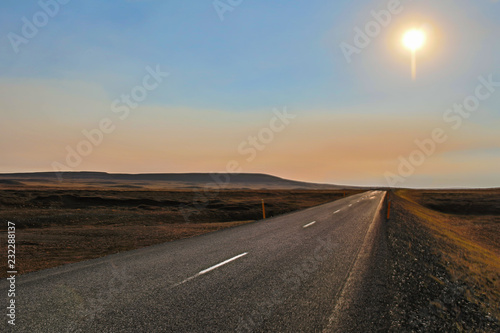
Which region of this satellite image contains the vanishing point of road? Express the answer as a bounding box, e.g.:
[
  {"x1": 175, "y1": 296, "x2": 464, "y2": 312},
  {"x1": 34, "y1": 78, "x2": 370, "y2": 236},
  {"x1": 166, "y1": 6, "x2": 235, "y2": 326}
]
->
[{"x1": 2, "y1": 190, "x2": 389, "y2": 332}]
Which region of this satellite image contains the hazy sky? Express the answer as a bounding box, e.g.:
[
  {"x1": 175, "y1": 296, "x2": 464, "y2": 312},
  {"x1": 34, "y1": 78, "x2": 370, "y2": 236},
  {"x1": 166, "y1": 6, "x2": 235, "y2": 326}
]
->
[{"x1": 1, "y1": 0, "x2": 499, "y2": 187}]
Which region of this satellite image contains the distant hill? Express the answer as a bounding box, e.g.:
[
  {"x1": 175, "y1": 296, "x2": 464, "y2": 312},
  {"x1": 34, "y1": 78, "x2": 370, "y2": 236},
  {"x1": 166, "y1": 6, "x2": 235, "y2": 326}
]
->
[{"x1": 0, "y1": 172, "x2": 346, "y2": 189}]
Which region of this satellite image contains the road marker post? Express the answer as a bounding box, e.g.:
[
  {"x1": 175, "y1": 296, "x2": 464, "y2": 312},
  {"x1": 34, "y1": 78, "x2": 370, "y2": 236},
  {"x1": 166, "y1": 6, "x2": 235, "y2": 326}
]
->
[
  {"x1": 262, "y1": 199, "x2": 266, "y2": 219},
  {"x1": 387, "y1": 200, "x2": 391, "y2": 220}
]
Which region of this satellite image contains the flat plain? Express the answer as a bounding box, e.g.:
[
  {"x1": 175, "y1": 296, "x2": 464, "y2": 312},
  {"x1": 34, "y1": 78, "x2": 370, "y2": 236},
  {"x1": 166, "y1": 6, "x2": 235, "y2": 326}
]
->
[{"x1": 0, "y1": 177, "x2": 360, "y2": 277}]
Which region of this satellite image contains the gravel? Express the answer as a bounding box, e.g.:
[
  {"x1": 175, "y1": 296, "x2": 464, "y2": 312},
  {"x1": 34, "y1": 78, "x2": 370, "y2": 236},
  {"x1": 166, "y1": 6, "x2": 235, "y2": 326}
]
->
[{"x1": 386, "y1": 196, "x2": 499, "y2": 333}]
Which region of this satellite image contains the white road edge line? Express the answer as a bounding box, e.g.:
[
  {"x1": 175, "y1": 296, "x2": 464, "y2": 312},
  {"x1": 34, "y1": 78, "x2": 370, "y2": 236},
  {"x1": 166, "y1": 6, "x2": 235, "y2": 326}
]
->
[
  {"x1": 303, "y1": 221, "x2": 316, "y2": 228},
  {"x1": 323, "y1": 191, "x2": 386, "y2": 332},
  {"x1": 172, "y1": 252, "x2": 248, "y2": 288},
  {"x1": 334, "y1": 210, "x2": 341, "y2": 214}
]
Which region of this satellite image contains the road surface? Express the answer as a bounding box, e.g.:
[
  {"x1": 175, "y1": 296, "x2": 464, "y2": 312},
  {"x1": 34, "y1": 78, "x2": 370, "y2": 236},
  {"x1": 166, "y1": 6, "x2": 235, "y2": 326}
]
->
[{"x1": 1, "y1": 190, "x2": 388, "y2": 332}]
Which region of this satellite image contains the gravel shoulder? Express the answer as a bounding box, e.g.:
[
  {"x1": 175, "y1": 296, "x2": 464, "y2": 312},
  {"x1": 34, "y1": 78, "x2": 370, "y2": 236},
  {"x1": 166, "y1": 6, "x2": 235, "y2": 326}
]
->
[{"x1": 387, "y1": 190, "x2": 499, "y2": 332}]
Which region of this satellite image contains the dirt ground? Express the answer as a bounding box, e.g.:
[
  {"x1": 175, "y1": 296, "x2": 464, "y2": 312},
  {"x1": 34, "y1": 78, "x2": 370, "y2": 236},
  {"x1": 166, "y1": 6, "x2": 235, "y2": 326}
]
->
[
  {"x1": 1, "y1": 184, "x2": 498, "y2": 330},
  {"x1": 0, "y1": 187, "x2": 360, "y2": 277},
  {"x1": 387, "y1": 189, "x2": 500, "y2": 332}
]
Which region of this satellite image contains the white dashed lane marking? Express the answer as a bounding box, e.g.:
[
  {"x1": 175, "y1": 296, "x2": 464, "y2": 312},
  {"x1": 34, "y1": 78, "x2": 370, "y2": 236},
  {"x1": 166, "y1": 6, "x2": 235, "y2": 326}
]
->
[{"x1": 303, "y1": 221, "x2": 316, "y2": 228}]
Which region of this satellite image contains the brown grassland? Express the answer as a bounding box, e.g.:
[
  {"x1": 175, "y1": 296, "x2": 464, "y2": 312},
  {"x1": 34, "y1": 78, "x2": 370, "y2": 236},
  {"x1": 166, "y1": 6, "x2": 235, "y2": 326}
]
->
[
  {"x1": 390, "y1": 188, "x2": 500, "y2": 329},
  {"x1": 1, "y1": 181, "x2": 498, "y2": 329},
  {"x1": 0, "y1": 185, "x2": 360, "y2": 278}
]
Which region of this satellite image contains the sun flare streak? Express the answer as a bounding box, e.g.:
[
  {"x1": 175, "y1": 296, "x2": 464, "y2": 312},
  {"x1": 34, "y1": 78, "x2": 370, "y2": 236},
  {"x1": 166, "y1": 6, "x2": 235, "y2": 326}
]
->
[{"x1": 403, "y1": 29, "x2": 426, "y2": 80}]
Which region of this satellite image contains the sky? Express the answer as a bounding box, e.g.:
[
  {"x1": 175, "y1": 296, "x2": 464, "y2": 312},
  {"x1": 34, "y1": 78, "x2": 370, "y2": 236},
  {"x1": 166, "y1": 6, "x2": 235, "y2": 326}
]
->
[{"x1": 0, "y1": 0, "x2": 499, "y2": 188}]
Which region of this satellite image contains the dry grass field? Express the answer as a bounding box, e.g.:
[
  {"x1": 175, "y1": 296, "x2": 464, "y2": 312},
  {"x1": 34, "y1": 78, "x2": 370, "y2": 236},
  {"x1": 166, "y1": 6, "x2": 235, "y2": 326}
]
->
[
  {"x1": 0, "y1": 184, "x2": 360, "y2": 277},
  {"x1": 388, "y1": 189, "x2": 500, "y2": 331},
  {"x1": 2, "y1": 178, "x2": 498, "y2": 331}
]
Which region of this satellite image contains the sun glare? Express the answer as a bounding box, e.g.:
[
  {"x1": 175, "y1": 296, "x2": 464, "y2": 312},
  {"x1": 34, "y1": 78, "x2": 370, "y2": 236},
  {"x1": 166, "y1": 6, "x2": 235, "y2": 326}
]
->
[
  {"x1": 403, "y1": 29, "x2": 426, "y2": 51},
  {"x1": 402, "y1": 29, "x2": 426, "y2": 80}
]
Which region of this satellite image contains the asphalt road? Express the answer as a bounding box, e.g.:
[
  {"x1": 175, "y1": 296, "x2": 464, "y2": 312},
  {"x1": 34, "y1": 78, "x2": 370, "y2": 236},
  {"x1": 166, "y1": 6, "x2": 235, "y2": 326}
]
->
[{"x1": 2, "y1": 190, "x2": 387, "y2": 332}]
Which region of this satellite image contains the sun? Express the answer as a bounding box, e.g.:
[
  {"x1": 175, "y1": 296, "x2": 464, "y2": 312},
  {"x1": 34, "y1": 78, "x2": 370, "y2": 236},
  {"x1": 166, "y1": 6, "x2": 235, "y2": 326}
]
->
[
  {"x1": 402, "y1": 29, "x2": 427, "y2": 80},
  {"x1": 402, "y1": 29, "x2": 426, "y2": 51}
]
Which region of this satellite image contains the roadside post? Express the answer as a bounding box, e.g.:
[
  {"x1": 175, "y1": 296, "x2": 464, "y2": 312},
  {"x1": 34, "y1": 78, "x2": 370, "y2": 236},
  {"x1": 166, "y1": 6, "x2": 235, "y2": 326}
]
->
[{"x1": 262, "y1": 199, "x2": 266, "y2": 219}]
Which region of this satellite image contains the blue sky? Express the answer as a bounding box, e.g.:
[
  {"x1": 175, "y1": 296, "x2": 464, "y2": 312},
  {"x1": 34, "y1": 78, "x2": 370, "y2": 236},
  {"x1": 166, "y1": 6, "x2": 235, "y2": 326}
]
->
[{"x1": 1, "y1": 0, "x2": 499, "y2": 187}]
